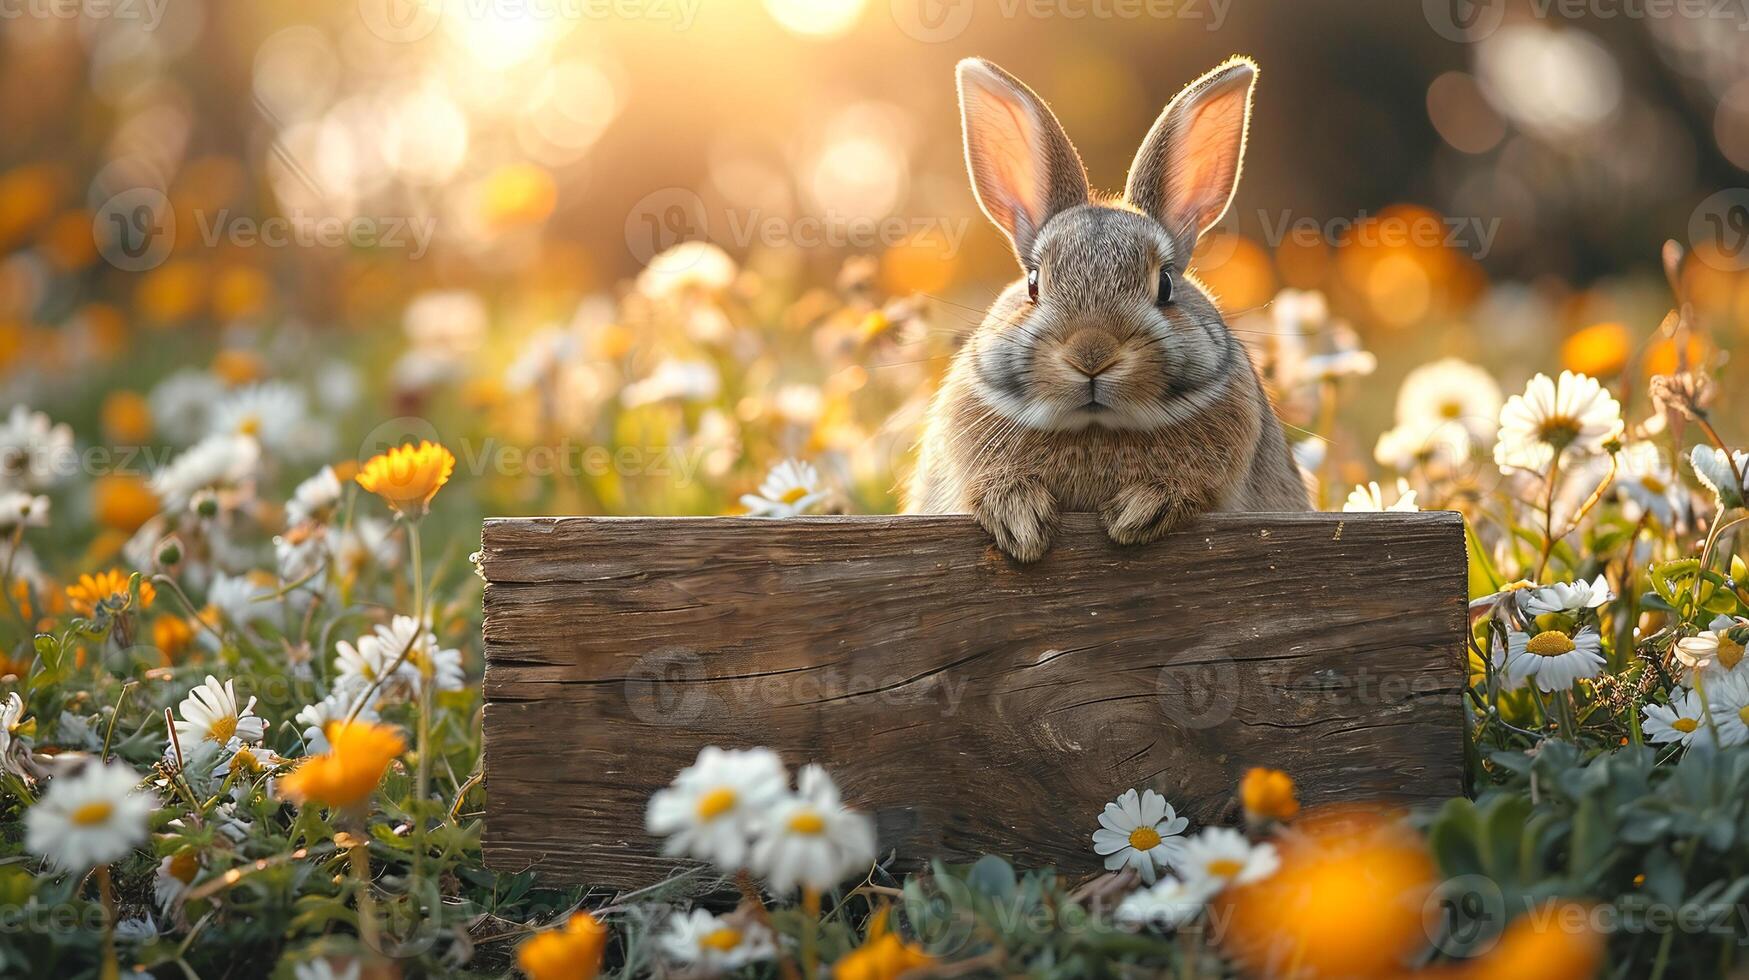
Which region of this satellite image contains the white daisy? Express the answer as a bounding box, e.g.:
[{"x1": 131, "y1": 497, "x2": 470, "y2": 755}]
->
[
  {"x1": 0, "y1": 692, "x2": 32, "y2": 778},
  {"x1": 206, "y1": 573, "x2": 271, "y2": 630},
  {"x1": 24, "y1": 758, "x2": 154, "y2": 871},
  {"x1": 0, "y1": 405, "x2": 75, "y2": 491},
  {"x1": 658, "y1": 909, "x2": 776, "y2": 971},
  {"x1": 1091, "y1": 788, "x2": 1190, "y2": 885},
  {"x1": 114, "y1": 914, "x2": 159, "y2": 944},
  {"x1": 169, "y1": 675, "x2": 267, "y2": 760},
  {"x1": 213, "y1": 737, "x2": 287, "y2": 781},
  {"x1": 149, "y1": 369, "x2": 225, "y2": 445},
  {"x1": 636, "y1": 241, "x2": 738, "y2": 301},
  {"x1": 286, "y1": 466, "x2": 344, "y2": 526},
  {"x1": 1173, "y1": 827, "x2": 1280, "y2": 893},
  {"x1": 740, "y1": 459, "x2": 828, "y2": 518},
  {"x1": 295, "y1": 692, "x2": 378, "y2": 755},
  {"x1": 0, "y1": 491, "x2": 48, "y2": 533},
  {"x1": 1615, "y1": 441, "x2": 1685, "y2": 527},
  {"x1": 208, "y1": 381, "x2": 308, "y2": 455},
  {"x1": 1113, "y1": 874, "x2": 1213, "y2": 930},
  {"x1": 151, "y1": 433, "x2": 260, "y2": 512},
  {"x1": 1494, "y1": 371, "x2": 1623, "y2": 475},
  {"x1": 1642, "y1": 688, "x2": 1711, "y2": 747},
  {"x1": 1520, "y1": 575, "x2": 1613, "y2": 616},
  {"x1": 646, "y1": 746, "x2": 789, "y2": 870},
  {"x1": 1674, "y1": 616, "x2": 1749, "y2": 683},
  {"x1": 1705, "y1": 671, "x2": 1749, "y2": 747},
  {"x1": 154, "y1": 851, "x2": 200, "y2": 912},
  {"x1": 1690, "y1": 446, "x2": 1748, "y2": 509},
  {"x1": 1341, "y1": 480, "x2": 1419, "y2": 513},
  {"x1": 1393, "y1": 358, "x2": 1502, "y2": 451},
  {"x1": 1493, "y1": 627, "x2": 1606, "y2": 692},
  {"x1": 621, "y1": 358, "x2": 722, "y2": 407},
  {"x1": 293, "y1": 958, "x2": 362, "y2": 980},
  {"x1": 749, "y1": 763, "x2": 878, "y2": 893},
  {"x1": 335, "y1": 616, "x2": 464, "y2": 702}
]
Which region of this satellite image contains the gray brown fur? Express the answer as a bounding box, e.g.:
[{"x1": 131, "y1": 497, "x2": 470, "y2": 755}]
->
[{"x1": 908, "y1": 57, "x2": 1308, "y2": 562}]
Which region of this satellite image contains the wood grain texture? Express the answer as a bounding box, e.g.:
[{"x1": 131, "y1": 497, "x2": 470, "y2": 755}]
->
[{"x1": 480, "y1": 512, "x2": 1468, "y2": 887}]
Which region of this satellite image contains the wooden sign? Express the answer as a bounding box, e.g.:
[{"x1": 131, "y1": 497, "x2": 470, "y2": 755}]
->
[{"x1": 479, "y1": 513, "x2": 1468, "y2": 886}]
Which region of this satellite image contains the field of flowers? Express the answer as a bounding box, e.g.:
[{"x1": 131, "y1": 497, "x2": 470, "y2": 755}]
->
[{"x1": 0, "y1": 216, "x2": 1745, "y2": 979}]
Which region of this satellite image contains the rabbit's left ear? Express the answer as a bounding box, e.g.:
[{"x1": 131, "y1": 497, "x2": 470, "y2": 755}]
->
[{"x1": 1125, "y1": 56, "x2": 1257, "y2": 258}]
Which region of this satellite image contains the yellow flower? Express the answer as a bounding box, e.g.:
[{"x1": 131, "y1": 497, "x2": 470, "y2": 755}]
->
[
  {"x1": 153, "y1": 616, "x2": 195, "y2": 665},
  {"x1": 279, "y1": 720, "x2": 405, "y2": 811},
  {"x1": 1458, "y1": 900, "x2": 1601, "y2": 980},
  {"x1": 101, "y1": 391, "x2": 154, "y2": 445},
  {"x1": 1240, "y1": 767, "x2": 1300, "y2": 823},
  {"x1": 93, "y1": 474, "x2": 160, "y2": 533},
  {"x1": 833, "y1": 907, "x2": 934, "y2": 980},
  {"x1": 66, "y1": 569, "x2": 156, "y2": 618},
  {"x1": 517, "y1": 911, "x2": 607, "y2": 980},
  {"x1": 356, "y1": 441, "x2": 456, "y2": 518}
]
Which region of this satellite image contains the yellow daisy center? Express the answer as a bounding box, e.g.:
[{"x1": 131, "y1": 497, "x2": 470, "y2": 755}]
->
[
  {"x1": 1206, "y1": 858, "x2": 1245, "y2": 878},
  {"x1": 1642, "y1": 475, "x2": 1667, "y2": 493},
  {"x1": 779, "y1": 486, "x2": 809, "y2": 505},
  {"x1": 787, "y1": 810, "x2": 826, "y2": 835},
  {"x1": 1719, "y1": 635, "x2": 1745, "y2": 670},
  {"x1": 71, "y1": 801, "x2": 114, "y2": 826},
  {"x1": 1128, "y1": 827, "x2": 1162, "y2": 851},
  {"x1": 209, "y1": 714, "x2": 238, "y2": 743},
  {"x1": 1525, "y1": 631, "x2": 1576, "y2": 657},
  {"x1": 1673, "y1": 718, "x2": 1699, "y2": 734},
  {"x1": 700, "y1": 928, "x2": 742, "y2": 952},
  {"x1": 1739, "y1": 706, "x2": 1749, "y2": 727},
  {"x1": 696, "y1": 787, "x2": 736, "y2": 821},
  {"x1": 238, "y1": 414, "x2": 262, "y2": 437},
  {"x1": 1537, "y1": 416, "x2": 1582, "y2": 449},
  {"x1": 1440, "y1": 401, "x2": 1463, "y2": 419}
]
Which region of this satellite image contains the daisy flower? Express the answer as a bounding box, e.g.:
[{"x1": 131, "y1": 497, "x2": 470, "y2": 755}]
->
[
  {"x1": 355, "y1": 441, "x2": 455, "y2": 518},
  {"x1": 1615, "y1": 441, "x2": 1685, "y2": 527},
  {"x1": 149, "y1": 369, "x2": 225, "y2": 444},
  {"x1": 24, "y1": 758, "x2": 154, "y2": 871},
  {"x1": 335, "y1": 615, "x2": 463, "y2": 702},
  {"x1": 293, "y1": 958, "x2": 363, "y2": 980},
  {"x1": 0, "y1": 405, "x2": 74, "y2": 491},
  {"x1": 1520, "y1": 575, "x2": 1613, "y2": 616},
  {"x1": 1690, "y1": 446, "x2": 1748, "y2": 509},
  {"x1": 1493, "y1": 371, "x2": 1622, "y2": 475},
  {"x1": 205, "y1": 572, "x2": 271, "y2": 630},
  {"x1": 154, "y1": 851, "x2": 200, "y2": 912},
  {"x1": 1674, "y1": 616, "x2": 1749, "y2": 682},
  {"x1": 0, "y1": 691, "x2": 33, "y2": 778},
  {"x1": 1392, "y1": 357, "x2": 1503, "y2": 450},
  {"x1": 1642, "y1": 688, "x2": 1711, "y2": 747},
  {"x1": 1091, "y1": 788, "x2": 1189, "y2": 884},
  {"x1": 208, "y1": 381, "x2": 308, "y2": 454},
  {"x1": 740, "y1": 459, "x2": 828, "y2": 517},
  {"x1": 1705, "y1": 672, "x2": 1749, "y2": 748},
  {"x1": 169, "y1": 675, "x2": 267, "y2": 761},
  {"x1": 150, "y1": 433, "x2": 260, "y2": 512},
  {"x1": 1373, "y1": 422, "x2": 1470, "y2": 471},
  {"x1": 517, "y1": 912, "x2": 607, "y2": 980},
  {"x1": 1173, "y1": 827, "x2": 1280, "y2": 893},
  {"x1": 296, "y1": 692, "x2": 378, "y2": 755},
  {"x1": 749, "y1": 763, "x2": 878, "y2": 893},
  {"x1": 636, "y1": 241, "x2": 738, "y2": 301},
  {"x1": 647, "y1": 746, "x2": 789, "y2": 870},
  {"x1": 1494, "y1": 627, "x2": 1606, "y2": 692},
  {"x1": 0, "y1": 491, "x2": 48, "y2": 533},
  {"x1": 1114, "y1": 874, "x2": 1213, "y2": 930},
  {"x1": 279, "y1": 720, "x2": 406, "y2": 810},
  {"x1": 658, "y1": 909, "x2": 776, "y2": 971},
  {"x1": 286, "y1": 466, "x2": 344, "y2": 525},
  {"x1": 66, "y1": 569, "x2": 156, "y2": 618},
  {"x1": 1341, "y1": 480, "x2": 1419, "y2": 513}
]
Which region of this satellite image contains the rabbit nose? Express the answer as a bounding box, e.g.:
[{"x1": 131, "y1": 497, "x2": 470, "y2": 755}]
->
[{"x1": 1062, "y1": 330, "x2": 1120, "y2": 378}]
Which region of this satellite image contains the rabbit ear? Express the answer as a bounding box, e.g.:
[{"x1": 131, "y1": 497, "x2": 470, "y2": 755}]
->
[
  {"x1": 957, "y1": 58, "x2": 1090, "y2": 265},
  {"x1": 1125, "y1": 56, "x2": 1257, "y2": 257}
]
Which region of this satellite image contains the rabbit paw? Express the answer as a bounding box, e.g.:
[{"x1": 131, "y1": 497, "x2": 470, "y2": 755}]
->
[
  {"x1": 1101, "y1": 484, "x2": 1196, "y2": 546},
  {"x1": 972, "y1": 478, "x2": 1058, "y2": 563}
]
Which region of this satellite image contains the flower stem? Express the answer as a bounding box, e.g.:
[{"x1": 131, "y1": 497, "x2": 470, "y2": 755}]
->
[
  {"x1": 95, "y1": 863, "x2": 119, "y2": 980},
  {"x1": 348, "y1": 831, "x2": 381, "y2": 954},
  {"x1": 802, "y1": 886, "x2": 822, "y2": 978}
]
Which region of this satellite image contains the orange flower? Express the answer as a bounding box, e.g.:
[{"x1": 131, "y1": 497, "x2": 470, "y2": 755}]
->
[
  {"x1": 1219, "y1": 807, "x2": 1437, "y2": 979},
  {"x1": 153, "y1": 615, "x2": 195, "y2": 665},
  {"x1": 517, "y1": 911, "x2": 608, "y2": 980},
  {"x1": 833, "y1": 907, "x2": 935, "y2": 980},
  {"x1": 1559, "y1": 322, "x2": 1630, "y2": 379},
  {"x1": 1240, "y1": 767, "x2": 1300, "y2": 823},
  {"x1": 356, "y1": 441, "x2": 455, "y2": 518},
  {"x1": 101, "y1": 391, "x2": 153, "y2": 444},
  {"x1": 280, "y1": 720, "x2": 405, "y2": 811},
  {"x1": 1457, "y1": 901, "x2": 1601, "y2": 980},
  {"x1": 93, "y1": 473, "x2": 159, "y2": 532},
  {"x1": 136, "y1": 260, "x2": 206, "y2": 325},
  {"x1": 66, "y1": 569, "x2": 156, "y2": 618},
  {"x1": 211, "y1": 349, "x2": 266, "y2": 387},
  {"x1": 211, "y1": 265, "x2": 271, "y2": 322}
]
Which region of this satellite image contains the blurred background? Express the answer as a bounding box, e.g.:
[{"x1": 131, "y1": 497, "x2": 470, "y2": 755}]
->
[{"x1": 1, "y1": 0, "x2": 1747, "y2": 551}]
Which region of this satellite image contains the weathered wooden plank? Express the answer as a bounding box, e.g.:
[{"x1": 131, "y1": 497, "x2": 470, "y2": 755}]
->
[{"x1": 480, "y1": 513, "x2": 1468, "y2": 887}]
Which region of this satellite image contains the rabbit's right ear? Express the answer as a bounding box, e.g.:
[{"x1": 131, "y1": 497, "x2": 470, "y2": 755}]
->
[
  {"x1": 957, "y1": 59, "x2": 1090, "y2": 265},
  {"x1": 1125, "y1": 57, "x2": 1257, "y2": 259}
]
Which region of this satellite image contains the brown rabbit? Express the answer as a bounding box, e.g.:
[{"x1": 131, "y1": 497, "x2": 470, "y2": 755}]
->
[{"x1": 906, "y1": 56, "x2": 1309, "y2": 562}]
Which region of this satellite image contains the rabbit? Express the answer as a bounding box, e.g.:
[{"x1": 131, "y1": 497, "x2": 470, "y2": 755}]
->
[{"x1": 905, "y1": 56, "x2": 1309, "y2": 562}]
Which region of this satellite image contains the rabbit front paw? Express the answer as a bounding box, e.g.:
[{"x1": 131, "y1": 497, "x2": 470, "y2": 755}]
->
[
  {"x1": 1101, "y1": 483, "x2": 1196, "y2": 546},
  {"x1": 972, "y1": 478, "x2": 1058, "y2": 563}
]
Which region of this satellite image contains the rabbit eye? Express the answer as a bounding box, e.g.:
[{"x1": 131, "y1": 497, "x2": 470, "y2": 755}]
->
[
  {"x1": 1026, "y1": 268, "x2": 1040, "y2": 303},
  {"x1": 1156, "y1": 268, "x2": 1174, "y2": 307}
]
